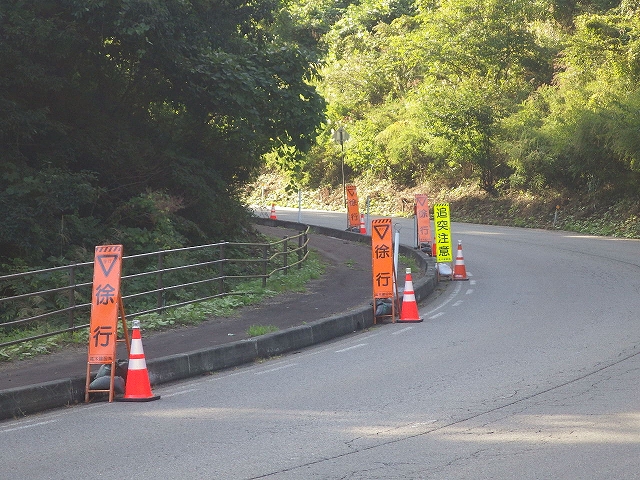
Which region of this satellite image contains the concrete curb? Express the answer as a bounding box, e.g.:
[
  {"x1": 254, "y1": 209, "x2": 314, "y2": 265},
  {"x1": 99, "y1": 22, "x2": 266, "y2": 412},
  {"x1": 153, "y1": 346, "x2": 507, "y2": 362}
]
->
[{"x1": 0, "y1": 222, "x2": 436, "y2": 421}]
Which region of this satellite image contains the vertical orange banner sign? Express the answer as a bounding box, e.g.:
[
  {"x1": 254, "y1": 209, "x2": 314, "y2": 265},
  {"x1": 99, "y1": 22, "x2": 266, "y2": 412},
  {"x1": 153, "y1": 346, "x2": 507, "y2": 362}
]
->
[
  {"x1": 345, "y1": 185, "x2": 360, "y2": 228},
  {"x1": 371, "y1": 218, "x2": 394, "y2": 298},
  {"x1": 88, "y1": 245, "x2": 123, "y2": 364},
  {"x1": 433, "y1": 203, "x2": 453, "y2": 262},
  {"x1": 415, "y1": 194, "x2": 432, "y2": 245}
]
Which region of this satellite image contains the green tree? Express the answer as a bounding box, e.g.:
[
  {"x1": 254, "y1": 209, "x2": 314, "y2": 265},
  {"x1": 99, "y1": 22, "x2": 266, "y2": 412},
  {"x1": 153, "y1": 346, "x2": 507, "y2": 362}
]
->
[
  {"x1": 0, "y1": 0, "x2": 325, "y2": 265},
  {"x1": 502, "y1": 7, "x2": 640, "y2": 194},
  {"x1": 313, "y1": 0, "x2": 556, "y2": 189}
]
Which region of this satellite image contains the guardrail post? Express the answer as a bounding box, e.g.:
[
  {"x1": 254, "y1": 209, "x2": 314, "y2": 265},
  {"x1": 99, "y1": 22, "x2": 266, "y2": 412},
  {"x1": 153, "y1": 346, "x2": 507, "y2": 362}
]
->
[
  {"x1": 219, "y1": 243, "x2": 225, "y2": 294},
  {"x1": 283, "y1": 237, "x2": 288, "y2": 274},
  {"x1": 68, "y1": 265, "x2": 76, "y2": 331},
  {"x1": 157, "y1": 252, "x2": 165, "y2": 312},
  {"x1": 262, "y1": 244, "x2": 268, "y2": 287},
  {"x1": 298, "y1": 233, "x2": 303, "y2": 269}
]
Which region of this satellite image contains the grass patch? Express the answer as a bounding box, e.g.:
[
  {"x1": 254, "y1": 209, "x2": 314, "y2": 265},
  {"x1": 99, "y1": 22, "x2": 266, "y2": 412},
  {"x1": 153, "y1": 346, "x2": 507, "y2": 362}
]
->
[
  {"x1": 398, "y1": 254, "x2": 419, "y2": 273},
  {"x1": 0, "y1": 330, "x2": 87, "y2": 363},
  {"x1": 343, "y1": 259, "x2": 356, "y2": 269},
  {"x1": 246, "y1": 324, "x2": 279, "y2": 337}
]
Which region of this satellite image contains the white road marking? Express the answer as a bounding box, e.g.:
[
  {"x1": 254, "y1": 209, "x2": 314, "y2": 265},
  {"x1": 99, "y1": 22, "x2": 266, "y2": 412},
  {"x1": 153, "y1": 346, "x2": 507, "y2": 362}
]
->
[
  {"x1": 423, "y1": 281, "x2": 463, "y2": 316},
  {"x1": 162, "y1": 388, "x2": 200, "y2": 398},
  {"x1": 1, "y1": 419, "x2": 58, "y2": 433},
  {"x1": 254, "y1": 363, "x2": 299, "y2": 375},
  {"x1": 392, "y1": 327, "x2": 414, "y2": 335},
  {"x1": 335, "y1": 344, "x2": 368, "y2": 353}
]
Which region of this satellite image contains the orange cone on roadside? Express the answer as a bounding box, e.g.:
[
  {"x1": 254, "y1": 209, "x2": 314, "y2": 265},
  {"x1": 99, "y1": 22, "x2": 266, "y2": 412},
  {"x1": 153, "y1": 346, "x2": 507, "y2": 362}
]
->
[
  {"x1": 453, "y1": 240, "x2": 469, "y2": 281},
  {"x1": 117, "y1": 320, "x2": 160, "y2": 402},
  {"x1": 359, "y1": 214, "x2": 367, "y2": 234},
  {"x1": 270, "y1": 203, "x2": 277, "y2": 220},
  {"x1": 398, "y1": 268, "x2": 423, "y2": 323}
]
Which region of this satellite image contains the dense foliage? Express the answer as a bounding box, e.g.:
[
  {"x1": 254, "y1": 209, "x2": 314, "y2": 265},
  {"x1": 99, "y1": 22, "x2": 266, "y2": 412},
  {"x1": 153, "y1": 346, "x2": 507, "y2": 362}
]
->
[
  {"x1": 3, "y1": 0, "x2": 639, "y2": 271},
  {"x1": 281, "y1": 0, "x2": 640, "y2": 209},
  {"x1": 0, "y1": 0, "x2": 325, "y2": 267}
]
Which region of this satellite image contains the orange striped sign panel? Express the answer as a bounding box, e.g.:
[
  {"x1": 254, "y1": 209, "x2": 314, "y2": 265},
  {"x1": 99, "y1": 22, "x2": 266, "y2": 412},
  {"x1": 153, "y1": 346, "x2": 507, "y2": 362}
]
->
[
  {"x1": 415, "y1": 194, "x2": 432, "y2": 244},
  {"x1": 371, "y1": 218, "x2": 394, "y2": 298},
  {"x1": 88, "y1": 245, "x2": 123, "y2": 364},
  {"x1": 346, "y1": 185, "x2": 360, "y2": 228}
]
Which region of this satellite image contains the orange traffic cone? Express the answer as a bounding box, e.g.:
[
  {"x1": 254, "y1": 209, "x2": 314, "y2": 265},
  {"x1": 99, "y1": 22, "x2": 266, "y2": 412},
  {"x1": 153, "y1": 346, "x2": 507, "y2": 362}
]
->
[
  {"x1": 359, "y1": 214, "x2": 366, "y2": 234},
  {"x1": 453, "y1": 240, "x2": 469, "y2": 281},
  {"x1": 269, "y1": 203, "x2": 277, "y2": 220},
  {"x1": 117, "y1": 320, "x2": 160, "y2": 402},
  {"x1": 399, "y1": 268, "x2": 423, "y2": 323}
]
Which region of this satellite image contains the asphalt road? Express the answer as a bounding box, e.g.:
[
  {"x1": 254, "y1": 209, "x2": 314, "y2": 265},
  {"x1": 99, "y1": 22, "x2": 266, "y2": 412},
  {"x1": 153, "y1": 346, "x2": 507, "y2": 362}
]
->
[{"x1": 2, "y1": 208, "x2": 639, "y2": 479}]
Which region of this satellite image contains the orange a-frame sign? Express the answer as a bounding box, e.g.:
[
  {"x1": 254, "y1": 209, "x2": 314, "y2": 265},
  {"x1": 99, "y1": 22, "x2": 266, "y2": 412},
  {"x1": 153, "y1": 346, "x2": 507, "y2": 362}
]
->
[
  {"x1": 415, "y1": 194, "x2": 432, "y2": 246},
  {"x1": 346, "y1": 185, "x2": 360, "y2": 228},
  {"x1": 88, "y1": 245, "x2": 123, "y2": 364},
  {"x1": 371, "y1": 218, "x2": 396, "y2": 323},
  {"x1": 371, "y1": 218, "x2": 394, "y2": 298},
  {"x1": 86, "y1": 245, "x2": 130, "y2": 403}
]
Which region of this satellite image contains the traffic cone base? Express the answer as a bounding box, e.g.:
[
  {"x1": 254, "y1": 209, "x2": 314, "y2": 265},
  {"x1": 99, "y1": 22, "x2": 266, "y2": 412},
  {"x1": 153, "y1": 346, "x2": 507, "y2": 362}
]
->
[
  {"x1": 117, "y1": 357, "x2": 160, "y2": 402},
  {"x1": 398, "y1": 268, "x2": 423, "y2": 323},
  {"x1": 118, "y1": 394, "x2": 160, "y2": 402},
  {"x1": 453, "y1": 240, "x2": 469, "y2": 281},
  {"x1": 116, "y1": 321, "x2": 160, "y2": 402}
]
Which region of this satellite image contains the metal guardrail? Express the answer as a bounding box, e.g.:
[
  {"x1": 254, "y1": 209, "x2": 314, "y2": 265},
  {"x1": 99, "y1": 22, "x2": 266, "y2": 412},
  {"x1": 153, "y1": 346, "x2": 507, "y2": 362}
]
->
[{"x1": 0, "y1": 228, "x2": 309, "y2": 349}]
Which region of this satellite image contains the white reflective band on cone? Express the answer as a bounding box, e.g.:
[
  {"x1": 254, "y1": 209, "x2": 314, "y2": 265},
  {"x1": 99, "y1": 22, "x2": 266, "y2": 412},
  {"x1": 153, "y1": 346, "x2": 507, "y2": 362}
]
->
[
  {"x1": 128, "y1": 358, "x2": 147, "y2": 370},
  {"x1": 130, "y1": 339, "x2": 144, "y2": 355}
]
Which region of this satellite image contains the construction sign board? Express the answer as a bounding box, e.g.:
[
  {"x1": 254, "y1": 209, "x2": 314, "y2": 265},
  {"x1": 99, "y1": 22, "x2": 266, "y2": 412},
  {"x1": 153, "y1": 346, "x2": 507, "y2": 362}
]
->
[
  {"x1": 88, "y1": 245, "x2": 123, "y2": 364},
  {"x1": 346, "y1": 185, "x2": 360, "y2": 228},
  {"x1": 415, "y1": 194, "x2": 432, "y2": 245},
  {"x1": 433, "y1": 203, "x2": 453, "y2": 262},
  {"x1": 371, "y1": 218, "x2": 394, "y2": 298}
]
